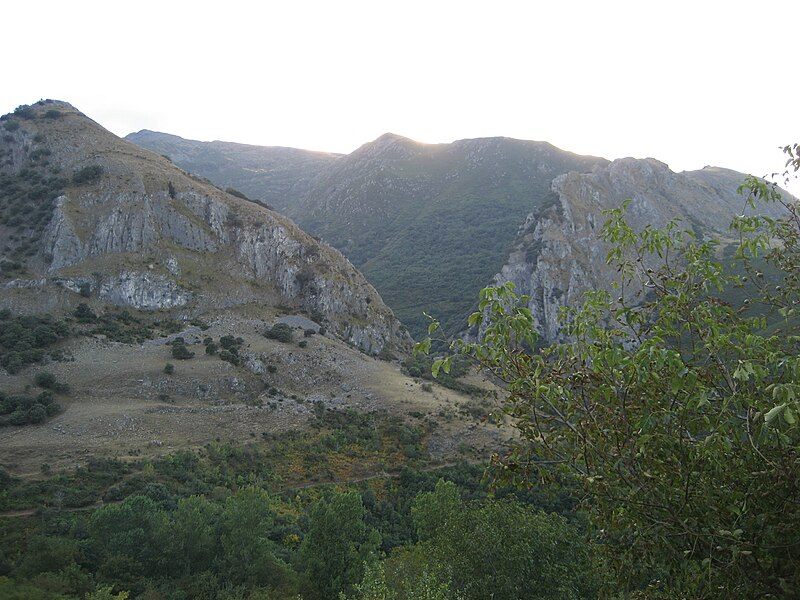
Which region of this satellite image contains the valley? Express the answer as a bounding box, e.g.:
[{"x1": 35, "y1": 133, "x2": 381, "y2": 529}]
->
[{"x1": 1, "y1": 99, "x2": 798, "y2": 599}]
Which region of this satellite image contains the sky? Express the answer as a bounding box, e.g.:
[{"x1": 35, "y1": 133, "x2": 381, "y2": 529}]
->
[{"x1": 2, "y1": 0, "x2": 799, "y2": 193}]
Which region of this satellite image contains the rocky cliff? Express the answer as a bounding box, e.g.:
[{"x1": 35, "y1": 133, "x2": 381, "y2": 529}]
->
[
  {"x1": 130, "y1": 130, "x2": 606, "y2": 337},
  {"x1": 488, "y1": 158, "x2": 787, "y2": 343},
  {"x1": 0, "y1": 101, "x2": 408, "y2": 355}
]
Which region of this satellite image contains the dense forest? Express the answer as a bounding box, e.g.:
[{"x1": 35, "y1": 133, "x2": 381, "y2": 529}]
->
[{"x1": 0, "y1": 404, "x2": 596, "y2": 599}]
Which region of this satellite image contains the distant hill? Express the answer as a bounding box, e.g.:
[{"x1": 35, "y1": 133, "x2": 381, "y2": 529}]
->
[
  {"x1": 129, "y1": 131, "x2": 605, "y2": 337},
  {"x1": 125, "y1": 129, "x2": 340, "y2": 213}
]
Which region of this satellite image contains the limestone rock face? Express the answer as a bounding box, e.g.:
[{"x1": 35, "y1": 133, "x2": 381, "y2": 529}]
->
[
  {"x1": 489, "y1": 158, "x2": 787, "y2": 344},
  {"x1": 130, "y1": 129, "x2": 607, "y2": 338},
  {"x1": 0, "y1": 101, "x2": 409, "y2": 355}
]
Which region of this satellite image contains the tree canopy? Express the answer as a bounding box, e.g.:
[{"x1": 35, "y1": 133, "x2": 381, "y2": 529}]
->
[{"x1": 419, "y1": 147, "x2": 800, "y2": 597}]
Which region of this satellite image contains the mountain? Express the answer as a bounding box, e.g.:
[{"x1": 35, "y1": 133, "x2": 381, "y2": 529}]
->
[
  {"x1": 1, "y1": 101, "x2": 519, "y2": 476},
  {"x1": 0, "y1": 100, "x2": 407, "y2": 355},
  {"x1": 487, "y1": 157, "x2": 788, "y2": 344},
  {"x1": 130, "y1": 131, "x2": 606, "y2": 337},
  {"x1": 124, "y1": 129, "x2": 339, "y2": 213}
]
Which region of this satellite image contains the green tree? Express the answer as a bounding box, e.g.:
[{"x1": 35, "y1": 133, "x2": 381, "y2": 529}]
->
[
  {"x1": 344, "y1": 561, "x2": 461, "y2": 600},
  {"x1": 86, "y1": 587, "x2": 129, "y2": 600},
  {"x1": 88, "y1": 495, "x2": 170, "y2": 579},
  {"x1": 419, "y1": 152, "x2": 800, "y2": 597},
  {"x1": 416, "y1": 496, "x2": 597, "y2": 600},
  {"x1": 216, "y1": 486, "x2": 289, "y2": 588},
  {"x1": 169, "y1": 495, "x2": 219, "y2": 576},
  {"x1": 300, "y1": 490, "x2": 382, "y2": 599},
  {"x1": 410, "y1": 479, "x2": 461, "y2": 542}
]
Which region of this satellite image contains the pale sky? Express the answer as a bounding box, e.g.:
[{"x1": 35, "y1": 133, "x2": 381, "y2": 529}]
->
[{"x1": 3, "y1": 0, "x2": 799, "y2": 193}]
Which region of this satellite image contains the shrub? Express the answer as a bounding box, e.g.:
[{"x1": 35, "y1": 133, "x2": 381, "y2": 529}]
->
[
  {"x1": 74, "y1": 303, "x2": 96, "y2": 323},
  {"x1": 171, "y1": 343, "x2": 194, "y2": 360},
  {"x1": 14, "y1": 105, "x2": 35, "y2": 119},
  {"x1": 264, "y1": 323, "x2": 293, "y2": 343},
  {"x1": 34, "y1": 371, "x2": 57, "y2": 389},
  {"x1": 163, "y1": 363, "x2": 175, "y2": 375},
  {"x1": 44, "y1": 109, "x2": 62, "y2": 120},
  {"x1": 71, "y1": 165, "x2": 103, "y2": 185},
  {"x1": 298, "y1": 340, "x2": 308, "y2": 348},
  {"x1": 219, "y1": 350, "x2": 240, "y2": 365},
  {"x1": 219, "y1": 335, "x2": 238, "y2": 349},
  {"x1": 225, "y1": 187, "x2": 249, "y2": 200}
]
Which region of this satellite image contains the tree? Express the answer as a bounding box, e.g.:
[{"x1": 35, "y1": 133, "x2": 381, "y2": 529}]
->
[
  {"x1": 410, "y1": 479, "x2": 461, "y2": 542},
  {"x1": 418, "y1": 151, "x2": 800, "y2": 597},
  {"x1": 170, "y1": 495, "x2": 219, "y2": 577},
  {"x1": 216, "y1": 486, "x2": 289, "y2": 588},
  {"x1": 300, "y1": 490, "x2": 381, "y2": 599},
  {"x1": 343, "y1": 561, "x2": 462, "y2": 600},
  {"x1": 411, "y1": 487, "x2": 597, "y2": 600},
  {"x1": 88, "y1": 495, "x2": 170, "y2": 578}
]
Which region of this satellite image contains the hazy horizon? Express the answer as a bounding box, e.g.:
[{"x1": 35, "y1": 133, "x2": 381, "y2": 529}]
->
[{"x1": 2, "y1": 0, "x2": 798, "y2": 192}]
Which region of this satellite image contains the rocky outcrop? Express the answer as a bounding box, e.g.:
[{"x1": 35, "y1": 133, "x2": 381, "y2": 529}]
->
[
  {"x1": 128, "y1": 129, "x2": 607, "y2": 338},
  {"x1": 489, "y1": 158, "x2": 788, "y2": 344},
  {"x1": 0, "y1": 100, "x2": 409, "y2": 355}
]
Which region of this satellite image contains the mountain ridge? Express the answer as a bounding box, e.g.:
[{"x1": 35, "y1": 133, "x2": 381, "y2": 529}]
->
[
  {"x1": 1, "y1": 100, "x2": 409, "y2": 355},
  {"x1": 129, "y1": 129, "x2": 608, "y2": 336}
]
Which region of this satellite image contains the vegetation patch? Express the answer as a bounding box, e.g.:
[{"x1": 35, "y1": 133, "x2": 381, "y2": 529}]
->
[
  {"x1": 0, "y1": 389, "x2": 60, "y2": 426},
  {"x1": 265, "y1": 322, "x2": 294, "y2": 343},
  {"x1": 0, "y1": 310, "x2": 71, "y2": 374},
  {"x1": 71, "y1": 165, "x2": 103, "y2": 185}
]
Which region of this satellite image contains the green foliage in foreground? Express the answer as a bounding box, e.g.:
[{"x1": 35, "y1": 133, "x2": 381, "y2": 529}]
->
[
  {"x1": 419, "y1": 152, "x2": 800, "y2": 598},
  {"x1": 0, "y1": 400, "x2": 593, "y2": 599},
  {"x1": 346, "y1": 479, "x2": 598, "y2": 600}
]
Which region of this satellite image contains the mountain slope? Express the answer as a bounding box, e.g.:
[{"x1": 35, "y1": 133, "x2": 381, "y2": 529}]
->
[
  {"x1": 0, "y1": 100, "x2": 408, "y2": 354},
  {"x1": 130, "y1": 131, "x2": 606, "y2": 337},
  {"x1": 124, "y1": 130, "x2": 339, "y2": 212},
  {"x1": 488, "y1": 158, "x2": 788, "y2": 344},
  {"x1": 312, "y1": 136, "x2": 604, "y2": 337}
]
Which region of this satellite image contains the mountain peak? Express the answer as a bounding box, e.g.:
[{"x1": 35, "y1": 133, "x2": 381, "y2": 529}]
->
[{"x1": 350, "y1": 132, "x2": 424, "y2": 161}]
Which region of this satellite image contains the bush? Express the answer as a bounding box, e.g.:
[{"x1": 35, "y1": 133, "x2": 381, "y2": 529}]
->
[
  {"x1": 171, "y1": 343, "x2": 194, "y2": 360},
  {"x1": 225, "y1": 187, "x2": 249, "y2": 200},
  {"x1": 74, "y1": 303, "x2": 96, "y2": 323},
  {"x1": 71, "y1": 165, "x2": 103, "y2": 185},
  {"x1": 44, "y1": 109, "x2": 62, "y2": 119},
  {"x1": 14, "y1": 105, "x2": 35, "y2": 119},
  {"x1": 34, "y1": 371, "x2": 57, "y2": 389},
  {"x1": 163, "y1": 363, "x2": 175, "y2": 375},
  {"x1": 219, "y1": 350, "x2": 240, "y2": 366},
  {"x1": 0, "y1": 390, "x2": 60, "y2": 426},
  {"x1": 219, "y1": 335, "x2": 238, "y2": 349},
  {"x1": 264, "y1": 323, "x2": 293, "y2": 343}
]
